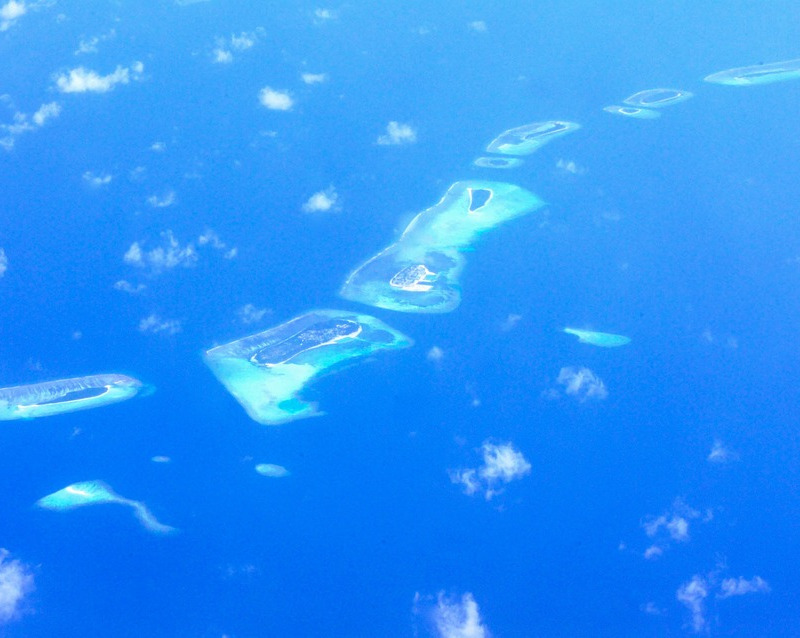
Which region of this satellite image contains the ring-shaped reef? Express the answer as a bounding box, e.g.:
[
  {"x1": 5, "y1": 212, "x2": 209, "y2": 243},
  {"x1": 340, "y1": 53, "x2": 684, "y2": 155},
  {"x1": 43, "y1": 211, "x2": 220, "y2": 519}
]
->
[
  {"x1": 564, "y1": 327, "x2": 631, "y2": 348},
  {"x1": 603, "y1": 105, "x2": 661, "y2": 120},
  {"x1": 623, "y1": 88, "x2": 693, "y2": 108},
  {"x1": 486, "y1": 121, "x2": 580, "y2": 156},
  {"x1": 0, "y1": 373, "x2": 143, "y2": 421},
  {"x1": 473, "y1": 157, "x2": 524, "y2": 169},
  {"x1": 704, "y1": 58, "x2": 800, "y2": 86},
  {"x1": 36, "y1": 480, "x2": 176, "y2": 535},
  {"x1": 204, "y1": 309, "x2": 412, "y2": 425},
  {"x1": 340, "y1": 181, "x2": 545, "y2": 313}
]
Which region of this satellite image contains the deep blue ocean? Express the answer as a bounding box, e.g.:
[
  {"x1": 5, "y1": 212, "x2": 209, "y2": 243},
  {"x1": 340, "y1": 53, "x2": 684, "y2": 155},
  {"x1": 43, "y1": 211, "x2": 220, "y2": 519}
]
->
[{"x1": 2, "y1": 2, "x2": 800, "y2": 636}]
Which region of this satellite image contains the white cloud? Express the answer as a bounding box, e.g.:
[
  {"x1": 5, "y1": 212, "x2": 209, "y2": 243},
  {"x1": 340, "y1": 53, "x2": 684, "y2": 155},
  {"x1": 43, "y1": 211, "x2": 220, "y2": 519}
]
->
[
  {"x1": 54, "y1": 62, "x2": 143, "y2": 94},
  {"x1": 258, "y1": 87, "x2": 293, "y2": 111},
  {"x1": 301, "y1": 72, "x2": 327, "y2": 84},
  {"x1": 146, "y1": 190, "x2": 176, "y2": 208},
  {"x1": 301, "y1": 186, "x2": 339, "y2": 213},
  {"x1": 197, "y1": 229, "x2": 237, "y2": 258},
  {"x1": 450, "y1": 441, "x2": 530, "y2": 500},
  {"x1": 212, "y1": 48, "x2": 232, "y2": 63},
  {"x1": 82, "y1": 170, "x2": 112, "y2": 187},
  {"x1": 0, "y1": 548, "x2": 34, "y2": 624},
  {"x1": 0, "y1": 0, "x2": 26, "y2": 31},
  {"x1": 708, "y1": 439, "x2": 737, "y2": 464},
  {"x1": 479, "y1": 441, "x2": 531, "y2": 483},
  {"x1": 139, "y1": 314, "x2": 182, "y2": 335},
  {"x1": 426, "y1": 346, "x2": 444, "y2": 362},
  {"x1": 676, "y1": 575, "x2": 708, "y2": 634},
  {"x1": 449, "y1": 468, "x2": 480, "y2": 496},
  {"x1": 500, "y1": 313, "x2": 522, "y2": 332},
  {"x1": 230, "y1": 31, "x2": 258, "y2": 50},
  {"x1": 643, "y1": 545, "x2": 663, "y2": 560},
  {"x1": 124, "y1": 230, "x2": 198, "y2": 275},
  {"x1": 640, "y1": 601, "x2": 664, "y2": 616},
  {"x1": 432, "y1": 592, "x2": 489, "y2": 638},
  {"x1": 556, "y1": 366, "x2": 607, "y2": 402},
  {"x1": 0, "y1": 248, "x2": 6, "y2": 277},
  {"x1": 113, "y1": 280, "x2": 146, "y2": 294},
  {"x1": 556, "y1": 158, "x2": 585, "y2": 175},
  {"x1": 212, "y1": 29, "x2": 263, "y2": 64},
  {"x1": 150, "y1": 141, "x2": 165, "y2": 152},
  {"x1": 124, "y1": 229, "x2": 236, "y2": 276},
  {"x1": 1, "y1": 101, "x2": 60, "y2": 150},
  {"x1": 377, "y1": 120, "x2": 417, "y2": 146},
  {"x1": 641, "y1": 499, "x2": 706, "y2": 559},
  {"x1": 718, "y1": 576, "x2": 770, "y2": 599},
  {"x1": 32, "y1": 102, "x2": 60, "y2": 126},
  {"x1": 468, "y1": 20, "x2": 487, "y2": 32},
  {"x1": 313, "y1": 8, "x2": 337, "y2": 21},
  {"x1": 75, "y1": 29, "x2": 116, "y2": 55},
  {"x1": 238, "y1": 303, "x2": 270, "y2": 325}
]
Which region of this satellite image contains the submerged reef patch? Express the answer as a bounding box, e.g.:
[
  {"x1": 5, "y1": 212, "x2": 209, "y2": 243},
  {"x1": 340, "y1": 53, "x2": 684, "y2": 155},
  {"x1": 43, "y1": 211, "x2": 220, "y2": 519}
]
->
[
  {"x1": 340, "y1": 181, "x2": 545, "y2": 313},
  {"x1": 204, "y1": 309, "x2": 411, "y2": 425},
  {"x1": 623, "y1": 88, "x2": 693, "y2": 108},
  {"x1": 36, "y1": 480, "x2": 176, "y2": 534},
  {"x1": 473, "y1": 157, "x2": 523, "y2": 169},
  {"x1": 564, "y1": 327, "x2": 631, "y2": 348},
  {"x1": 603, "y1": 105, "x2": 661, "y2": 119},
  {"x1": 485, "y1": 121, "x2": 580, "y2": 156},
  {"x1": 0, "y1": 374, "x2": 143, "y2": 420},
  {"x1": 255, "y1": 463, "x2": 290, "y2": 477},
  {"x1": 705, "y1": 58, "x2": 800, "y2": 86}
]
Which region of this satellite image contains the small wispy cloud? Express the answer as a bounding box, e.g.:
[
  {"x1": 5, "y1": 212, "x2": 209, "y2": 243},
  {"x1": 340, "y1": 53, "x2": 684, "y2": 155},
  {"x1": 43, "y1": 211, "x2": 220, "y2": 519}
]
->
[
  {"x1": 676, "y1": 571, "x2": 770, "y2": 633},
  {"x1": 500, "y1": 313, "x2": 522, "y2": 332},
  {"x1": 555, "y1": 366, "x2": 608, "y2": 402},
  {"x1": 54, "y1": 61, "x2": 144, "y2": 94},
  {"x1": 82, "y1": 170, "x2": 112, "y2": 187},
  {"x1": 113, "y1": 280, "x2": 146, "y2": 295},
  {"x1": 432, "y1": 592, "x2": 489, "y2": 638},
  {"x1": 301, "y1": 72, "x2": 327, "y2": 85},
  {"x1": 258, "y1": 86, "x2": 293, "y2": 111},
  {"x1": 377, "y1": 121, "x2": 417, "y2": 146},
  {"x1": 0, "y1": 248, "x2": 7, "y2": 277},
  {"x1": 640, "y1": 499, "x2": 709, "y2": 560},
  {"x1": 212, "y1": 28, "x2": 264, "y2": 63},
  {"x1": 556, "y1": 158, "x2": 585, "y2": 175},
  {"x1": 74, "y1": 29, "x2": 116, "y2": 55},
  {"x1": 146, "y1": 190, "x2": 176, "y2": 208},
  {"x1": 468, "y1": 20, "x2": 487, "y2": 32},
  {"x1": 718, "y1": 576, "x2": 770, "y2": 599},
  {"x1": 238, "y1": 303, "x2": 270, "y2": 324},
  {"x1": 313, "y1": 8, "x2": 337, "y2": 22},
  {"x1": 677, "y1": 575, "x2": 708, "y2": 634},
  {"x1": 640, "y1": 601, "x2": 665, "y2": 616},
  {"x1": 708, "y1": 439, "x2": 738, "y2": 464},
  {"x1": 150, "y1": 141, "x2": 165, "y2": 152},
  {"x1": 32, "y1": 102, "x2": 60, "y2": 126},
  {"x1": 0, "y1": 548, "x2": 34, "y2": 624},
  {"x1": 450, "y1": 440, "x2": 531, "y2": 500},
  {"x1": 124, "y1": 230, "x2": 198, "y2": 275},
  {"x1": 301, "y1": 186, "x2": 339, "y2": 213},
  {"x1": 139, "y1": 314, "x2": 182, "y2": 335},
  {"x1": 197, "y1": 229, "x2": 237, "y2": 259},
  {"x1": 124, "y1": 229, "x2": 236, "y2": 276},
  {"x1": 426, "y1": 346, "x2": 444, "y2": 363},
  {"x1": 1, "y1": 101, "x2": 61, "y2": 150}
]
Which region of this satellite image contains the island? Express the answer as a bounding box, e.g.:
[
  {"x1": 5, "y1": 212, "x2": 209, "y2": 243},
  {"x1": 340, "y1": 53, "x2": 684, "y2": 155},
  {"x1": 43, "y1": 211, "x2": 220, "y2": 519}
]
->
[
  {"x1": 340, "y1": 181, "x2": 545, "y2": 313},
  {"x1": 0, "y1": 373, "x2": 144, "y2": 420},
  {"x1": 204, "y1": 309, "x2": 412, "y2": 425}
]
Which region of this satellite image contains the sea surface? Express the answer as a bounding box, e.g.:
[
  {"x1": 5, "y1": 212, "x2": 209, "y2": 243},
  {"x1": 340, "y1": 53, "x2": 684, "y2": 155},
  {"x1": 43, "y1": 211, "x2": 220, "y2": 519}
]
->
[{"x1": 1, "y1": 1, "x2": 799, "y2": 636}]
